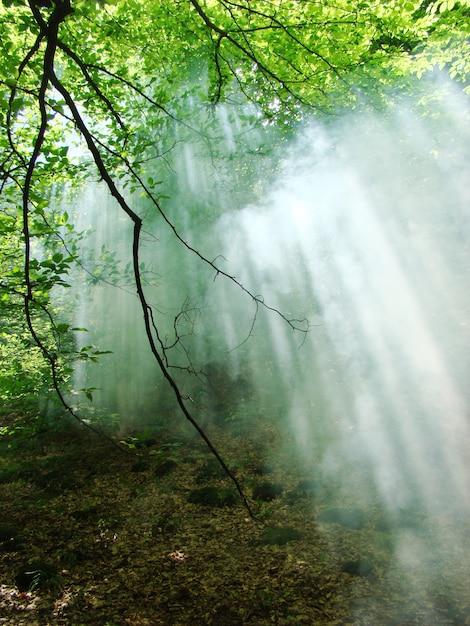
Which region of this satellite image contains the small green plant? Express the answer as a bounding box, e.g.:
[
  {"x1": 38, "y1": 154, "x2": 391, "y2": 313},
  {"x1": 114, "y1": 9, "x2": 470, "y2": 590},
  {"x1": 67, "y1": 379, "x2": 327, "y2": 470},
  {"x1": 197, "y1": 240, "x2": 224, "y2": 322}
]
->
[
  {"x1": 15, "y1": 561, "x2": 59, "y2": 592},
  {"x1": 79, "y1": 406, "x2": 120, "y2": 431},
  {"x1": 120, "y1": 429, "x2": 162, "y2": 449},
  {"x1": 149, "y1": 441, "x2": 183, "y2": 462},
  {"x1": 120, "y1": 436, "x2": 140, "y2": 449}
]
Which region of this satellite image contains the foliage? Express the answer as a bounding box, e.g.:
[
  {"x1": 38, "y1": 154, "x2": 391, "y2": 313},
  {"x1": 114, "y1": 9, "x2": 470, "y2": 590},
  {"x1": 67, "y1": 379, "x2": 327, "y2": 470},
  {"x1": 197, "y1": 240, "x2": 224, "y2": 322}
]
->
[
  {"x1": 15, "y1": 561, "x2": 59, "y2": 592},
  {"x1": 0, "y1": 0, "x2": 468, "y2": 436}
]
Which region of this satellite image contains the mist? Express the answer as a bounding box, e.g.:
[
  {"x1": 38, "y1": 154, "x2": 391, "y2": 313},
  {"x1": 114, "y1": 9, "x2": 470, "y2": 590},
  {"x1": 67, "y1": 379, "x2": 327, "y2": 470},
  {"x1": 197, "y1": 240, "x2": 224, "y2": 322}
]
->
[{"x1": 67, "y1": 82, "x2": 470, "y2": 621}]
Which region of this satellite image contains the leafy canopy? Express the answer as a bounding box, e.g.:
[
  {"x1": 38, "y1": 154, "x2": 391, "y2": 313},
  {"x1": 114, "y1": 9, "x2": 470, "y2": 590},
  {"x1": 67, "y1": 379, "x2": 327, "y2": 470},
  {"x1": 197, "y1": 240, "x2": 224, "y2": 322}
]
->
[{"x1": 0, "y1": 0, "x2": 468, "y2": 414}]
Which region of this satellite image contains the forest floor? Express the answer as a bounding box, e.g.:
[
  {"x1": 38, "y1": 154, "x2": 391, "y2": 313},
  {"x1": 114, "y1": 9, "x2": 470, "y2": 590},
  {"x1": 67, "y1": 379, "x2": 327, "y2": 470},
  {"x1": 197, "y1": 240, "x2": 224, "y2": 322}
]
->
[{"x1": 0, "y1": 409, "x2": 469, "y2": 626}]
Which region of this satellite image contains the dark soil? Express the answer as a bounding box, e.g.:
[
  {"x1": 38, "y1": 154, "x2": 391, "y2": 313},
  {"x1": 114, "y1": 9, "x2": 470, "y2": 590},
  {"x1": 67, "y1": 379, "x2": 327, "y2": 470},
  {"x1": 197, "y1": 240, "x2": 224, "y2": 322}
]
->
[{"x1": 1, "y1": 412, "x2": 469, "y2": 625}]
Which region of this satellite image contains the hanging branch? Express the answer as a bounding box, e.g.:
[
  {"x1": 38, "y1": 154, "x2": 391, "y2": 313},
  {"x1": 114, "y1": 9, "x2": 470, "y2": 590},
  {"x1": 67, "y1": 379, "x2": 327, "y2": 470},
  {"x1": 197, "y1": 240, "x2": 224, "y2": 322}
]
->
[
  {"x1": 17, "y1": 0, "x2": 256, "y2": 517},
  {"x1": 45, "y1": 43, "x2": 311, "y2": 338},
  {"x1": 189, "y1": 0, "x2": 337, "y2": 111},
  {"x1": 15, "y1": 0, "x2": 127, "y2": 450},
  {"x1": 49, "y1": 71, "x2": 256, "y2": 517},
  {"x1": 14, "y1": 0, "x2": 330, "y2": 516}
]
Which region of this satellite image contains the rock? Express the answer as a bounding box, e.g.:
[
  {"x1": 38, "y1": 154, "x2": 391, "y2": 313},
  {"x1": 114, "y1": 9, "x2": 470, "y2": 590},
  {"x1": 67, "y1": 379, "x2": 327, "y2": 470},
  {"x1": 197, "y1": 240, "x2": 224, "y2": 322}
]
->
[
  {"x1": 154, "y1": 459, "x2": 177, "y2": 477},
  {"x1": 196, "y1": 458, "x2": 224, "y2": 483}
]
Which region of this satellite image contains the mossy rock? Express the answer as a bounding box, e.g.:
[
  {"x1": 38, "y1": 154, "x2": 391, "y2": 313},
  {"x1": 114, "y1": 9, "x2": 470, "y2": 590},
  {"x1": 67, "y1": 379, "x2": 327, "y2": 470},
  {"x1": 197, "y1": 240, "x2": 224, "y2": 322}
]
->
[
  {"x1": 154, "y1": 459, "x2": 177, "y2": 477},
  {"x1": 317, "y1": 508, "x2": 367, "y2": 530},
  {"x1": 195, "y1": 458, "x2": 225, "y2": 483},
  {"x1": 257, "y1": 526, "x2": 303, "y2": 545},
  {"x1": 252, "y1": 481, "x2": 283, "y2": 502},
  {"x1": 187, "y1": 486, "x2": 238, "y2": 507}
]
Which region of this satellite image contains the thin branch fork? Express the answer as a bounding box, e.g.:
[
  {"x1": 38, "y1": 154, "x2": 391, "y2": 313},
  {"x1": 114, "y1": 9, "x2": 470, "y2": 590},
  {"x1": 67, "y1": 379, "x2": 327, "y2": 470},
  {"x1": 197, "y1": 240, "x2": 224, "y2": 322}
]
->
[{"x1": 16, "y1": 0, "x2": 256, "y2": 517}]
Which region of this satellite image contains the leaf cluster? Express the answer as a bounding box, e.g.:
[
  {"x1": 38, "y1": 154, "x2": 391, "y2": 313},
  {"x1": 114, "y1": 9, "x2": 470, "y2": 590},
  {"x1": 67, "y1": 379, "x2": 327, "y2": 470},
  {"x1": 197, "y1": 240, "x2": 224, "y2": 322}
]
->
[{"x1": 0, "y1": 0, "x2": 468, "y2": 440}]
